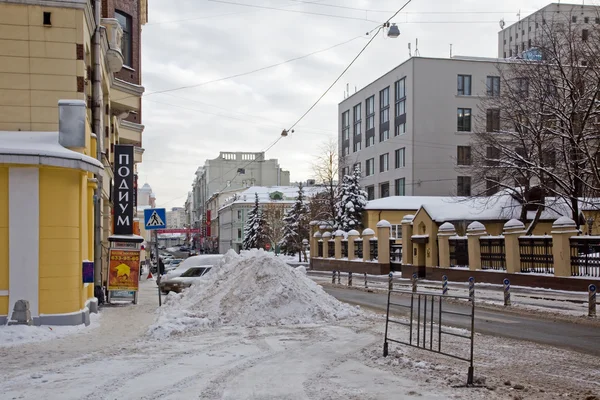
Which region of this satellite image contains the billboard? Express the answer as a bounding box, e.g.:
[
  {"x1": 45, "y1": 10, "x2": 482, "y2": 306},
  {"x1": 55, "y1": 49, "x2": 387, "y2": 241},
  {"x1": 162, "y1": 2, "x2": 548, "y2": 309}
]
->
[
  {"x1": 113, "y1": 145, "x2": 135, "y2": 235},
  {"x1": 107, "y1": 249, "x2": 140, "y2": 291}
]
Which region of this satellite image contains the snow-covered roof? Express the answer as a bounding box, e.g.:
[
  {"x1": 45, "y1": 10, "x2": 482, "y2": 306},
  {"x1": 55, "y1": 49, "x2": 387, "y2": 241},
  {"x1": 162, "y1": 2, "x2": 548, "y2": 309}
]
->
[
  {"x1": 0, "y1": 131, "x2": 103, "y2": 173},
  {"x1": 365, "y1": 196, "x2": 462, "y2": 211},
  {"x1": 421, "y1": 191, "x2": 573, "y2": 223},
  {"x1": 220, "y1": 185, "x2": 326, "y2": 209}
]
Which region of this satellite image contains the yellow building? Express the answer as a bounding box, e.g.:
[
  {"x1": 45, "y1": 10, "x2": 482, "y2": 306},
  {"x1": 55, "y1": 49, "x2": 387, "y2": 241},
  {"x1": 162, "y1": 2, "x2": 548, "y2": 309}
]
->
[{"x1": 0, "y1": 0, "x2": 147, "y2": 324}]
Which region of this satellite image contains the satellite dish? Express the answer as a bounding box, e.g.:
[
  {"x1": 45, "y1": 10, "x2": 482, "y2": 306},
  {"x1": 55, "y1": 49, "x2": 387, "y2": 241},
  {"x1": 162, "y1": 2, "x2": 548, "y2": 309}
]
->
[{"x1": 499, "y1": 18, "x2": 505, "y2": 29}]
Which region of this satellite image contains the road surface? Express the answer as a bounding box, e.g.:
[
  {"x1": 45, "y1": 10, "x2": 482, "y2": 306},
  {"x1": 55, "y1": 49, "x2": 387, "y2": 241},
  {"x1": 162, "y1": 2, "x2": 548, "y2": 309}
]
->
[{"x1": 324, "y1": 286, "x2": 600, "y2": 356}]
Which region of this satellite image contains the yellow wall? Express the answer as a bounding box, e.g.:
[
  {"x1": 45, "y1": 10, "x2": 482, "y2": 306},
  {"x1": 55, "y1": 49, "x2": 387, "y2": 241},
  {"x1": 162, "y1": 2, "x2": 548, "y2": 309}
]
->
[
  {"x1": 39, "y1": 168, "x2": 83, "y2": 314},
  {"x1": 363, "y1": 209, "x2": 416, "y2": 231},
  {"x1": 412, "y1": 209, "x2": 439, "y2": 267},
  {"x1": 0, "y1": 3, "x2": 87, "y2": 132},
  {"x1": 0, "y1": 167, "x2": 8, "y2": 315}
]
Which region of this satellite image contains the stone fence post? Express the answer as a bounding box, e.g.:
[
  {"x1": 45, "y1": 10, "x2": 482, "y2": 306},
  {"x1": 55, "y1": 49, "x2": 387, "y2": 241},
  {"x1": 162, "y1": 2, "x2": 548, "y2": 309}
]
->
[
  {"x1": 437, "y1": 222, "x2": 456, "y2": 268},
  {"x1": 503, "y1": 219, "x2": 525, "y2": 274},
  {"x1": 362, "y1": 228, "x2": 375, "y2": 262},
  {"x1": 377, "y1": 220, "x2": 391, "y2": 264},
  {"x1": 322, "y1": 231, "x2": 331, "y2": 258},
  {"x1": 466, "y1": 221, "x2": 486, "y2": 271},
  {"x1": 334, "y1": 230, "x2": 344, "y2": 259},
  {"x1": 401, "y1": 215, "x2": 415, "y2": 265},
  {"x1": 312, "y1": 231, "x2": 322, "y2": 258},
  {"x1": 347, "y1": 230, "x2": 359, "y2": 260},
  {"x1": 551, "y1": 217, "x2": 579, "y2": 277}
]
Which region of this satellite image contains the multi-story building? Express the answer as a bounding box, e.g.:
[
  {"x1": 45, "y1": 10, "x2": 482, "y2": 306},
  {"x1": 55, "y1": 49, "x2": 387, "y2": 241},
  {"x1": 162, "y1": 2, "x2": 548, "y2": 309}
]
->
[
  {"x1": 0, "y1": 0, "x2": 147, "y2": 325},
  {"x1": 218, "y1": 185, "x2": 323, "y2": 253},
  {"x1": 338, "y1": 56, "x2": 503, "y2": 201},
  {"x1": 191, "y1": 152, "x2": 290, "y2": 250},
  {"x1": 498, "y1": 3, "x2": 600, "y2": 59},
  {"x1": 166, "y1": 207, "x2": 186, "y2": 229}
]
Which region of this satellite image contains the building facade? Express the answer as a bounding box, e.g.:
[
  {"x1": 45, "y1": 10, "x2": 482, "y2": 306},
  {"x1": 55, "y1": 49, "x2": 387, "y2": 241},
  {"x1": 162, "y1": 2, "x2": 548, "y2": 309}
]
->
[
  {"x1": 0, "y1": 0, "x2": 147, "y2": 325},
  {"x1": 166, "y1": 207, "x2": 186, "y2": 228},
  {"x1": 338, "y1": 56, "x2": 500, "y2": 201},
  {"x1": 498, "y1": 3, "x2": 600, "y2": 59},
  {"x1": 191, "y1": 152, "x2": 290, "y2": 250}
]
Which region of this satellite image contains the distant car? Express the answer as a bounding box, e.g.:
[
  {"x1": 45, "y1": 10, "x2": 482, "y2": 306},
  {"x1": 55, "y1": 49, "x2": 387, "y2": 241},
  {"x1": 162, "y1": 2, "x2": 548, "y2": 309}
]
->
[
  {"x1": 160, "y1": 266, "x2": 212, "y2": 294},
  {"x1": 165, "y1": 259, "x2": 183, "y2": 271},
  {"x1": 179, "y1": 246, "x2": 190, "y2": 252},
  {"x1": 164, "y1": 254, "x2": 223, "y2": 280}
]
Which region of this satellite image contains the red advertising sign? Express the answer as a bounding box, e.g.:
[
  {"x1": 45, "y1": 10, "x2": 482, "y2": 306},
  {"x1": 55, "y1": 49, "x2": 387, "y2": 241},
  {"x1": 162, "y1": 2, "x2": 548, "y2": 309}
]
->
[
  {"x1": 157, "y1": 228, "x2": 200, "y2": 234},
  {"x1": 206, "y1": 210, "x2": 212, "y2": 237}
]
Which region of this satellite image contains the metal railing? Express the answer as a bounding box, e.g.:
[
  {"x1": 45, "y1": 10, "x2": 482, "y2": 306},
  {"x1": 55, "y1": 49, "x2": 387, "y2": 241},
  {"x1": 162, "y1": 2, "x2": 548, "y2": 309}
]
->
[
  {"x1": 449, "y1": 237, "x2": 469, "y2": 268},
  {"x1": 519, "y1": 236, "x2": 553, "y2": 274},
  {"x1": 390, "y1": 241, "x2": 402, "y2": 264},
  {"x1": 383, "y1": 289, "x2": 475, "y2": 385},
  {"x1": 479, "y1": 237, "x2": 506, "y2": 271},
  {"x1": 369, "y1": 239, "x2": 378, "y2": 261},
  {"x1": 570, "y1": 237, "x2": 600, "y2": 277},
  {"x1": 354, "y1": 239, "x2": 363, "y2": 259},
  {"x1": 317, "y1": 241, "x2": 323, "y2": 258},
  {"x1": 327, "y1": 239, "x2": 335, "y2": 258},
  {"x1": 341, "y1": 239, "x2": 348, "y2": 258}
]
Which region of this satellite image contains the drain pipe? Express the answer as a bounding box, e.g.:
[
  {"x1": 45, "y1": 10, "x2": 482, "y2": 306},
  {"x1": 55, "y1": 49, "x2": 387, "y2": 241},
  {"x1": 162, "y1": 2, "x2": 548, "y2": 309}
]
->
[{"x1": 93, "y1": 0, "x2": 105, "y2": 296}]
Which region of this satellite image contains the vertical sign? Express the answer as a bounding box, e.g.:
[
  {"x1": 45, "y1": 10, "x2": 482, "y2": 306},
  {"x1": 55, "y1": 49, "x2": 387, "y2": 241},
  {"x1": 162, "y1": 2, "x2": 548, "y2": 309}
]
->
[
  {"x1": 113, "y1": 145, "x2": 134, "y2": 235},
  {"x1": 206, "y1": 210, "x2": 212, "y2": 237},
  {"x1": 133, "y1": 173, "x2": 138, "y2": 209}
]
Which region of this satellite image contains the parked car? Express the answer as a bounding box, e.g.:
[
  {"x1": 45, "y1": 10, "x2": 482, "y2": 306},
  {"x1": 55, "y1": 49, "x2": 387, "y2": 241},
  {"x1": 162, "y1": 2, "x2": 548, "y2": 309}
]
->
[
  {"x1": 165, "y1": 258, "x2": 183, "y2": 271},
  {"x1": 164, "y1": 254, "x2": 223, "y2": 280},
  {"x1": 179, "y1": 246, "x2": 190, "y2": 252},
  {"x1": 160, "y1": 266, "x2": 212, "y2": 294}
]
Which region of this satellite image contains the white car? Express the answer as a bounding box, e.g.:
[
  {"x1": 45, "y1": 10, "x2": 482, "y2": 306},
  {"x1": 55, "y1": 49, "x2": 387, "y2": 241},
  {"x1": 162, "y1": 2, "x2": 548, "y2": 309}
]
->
[
  {"x1": 165, "y1": 258, "x2": 183, "y2": 271},
  {"x1": 164, "y1": 254, "x2": 223, "y2": 280},
  {"x1": 160, "y1": 266, "x2": 213, "y2": 293}
]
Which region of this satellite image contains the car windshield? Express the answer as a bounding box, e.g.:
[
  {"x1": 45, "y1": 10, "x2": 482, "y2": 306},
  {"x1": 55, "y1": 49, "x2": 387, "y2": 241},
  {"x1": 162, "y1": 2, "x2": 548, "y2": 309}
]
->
[{"x1": 181, "y1": 267, "x2": 211, "y2": 277}]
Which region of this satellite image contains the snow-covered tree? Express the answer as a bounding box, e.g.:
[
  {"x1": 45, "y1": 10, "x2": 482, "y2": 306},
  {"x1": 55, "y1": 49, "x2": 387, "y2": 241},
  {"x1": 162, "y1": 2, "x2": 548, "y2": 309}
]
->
[
  {"x1": 242, "y1": 193, "x2": 269, "y2": 250},
  {"x1": 336, "y1": 166, "x2": 367, "y2": 231},
  {"x1": 280, "y1": 184, "x2": 309, "y2": 260}
]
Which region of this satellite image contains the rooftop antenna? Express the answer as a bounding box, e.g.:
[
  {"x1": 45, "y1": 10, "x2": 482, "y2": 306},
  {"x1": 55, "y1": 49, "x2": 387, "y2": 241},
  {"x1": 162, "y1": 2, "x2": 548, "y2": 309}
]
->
[
  {"x1": 449, "y1": 43, "x2": 452, "y2": 58},
  {"x1": 414, "y1": 38, "x2": 420, "y2": 56},
  {"x1": 408, "y1": 42, "x2": 412, "y2": 57},
  {"x1": 499, "y1": 18, "x2": 505, "y2": 29},
  {"x1": 517, "y1": 10, "x2": 521, "y2": 21}
]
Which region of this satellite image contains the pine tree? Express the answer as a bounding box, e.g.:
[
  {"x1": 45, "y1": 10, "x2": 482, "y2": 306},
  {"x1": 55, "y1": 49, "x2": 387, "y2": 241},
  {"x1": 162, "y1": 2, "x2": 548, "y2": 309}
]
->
[
  {"x1": 242, "y1": 193, "x2": 269, "y2": 250},
  {"x1": 336, "y1": 166, "x2": 368, "y2": 231},
  {"x1": 279, "y1": 184, "x2": 309, "y2": 259}
]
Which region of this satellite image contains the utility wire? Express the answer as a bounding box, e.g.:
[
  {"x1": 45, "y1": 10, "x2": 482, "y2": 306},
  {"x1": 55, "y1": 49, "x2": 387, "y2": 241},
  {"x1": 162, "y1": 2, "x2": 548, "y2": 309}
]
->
[{"x1": 286, "y1": 0, "x2": 414, "y2": 132}]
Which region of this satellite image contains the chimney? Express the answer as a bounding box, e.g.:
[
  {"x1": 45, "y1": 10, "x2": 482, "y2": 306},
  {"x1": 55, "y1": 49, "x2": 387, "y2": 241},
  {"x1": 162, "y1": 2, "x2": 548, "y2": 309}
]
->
[{"x1": 58, "y1": 99, "x2": 86, "y2": 149}]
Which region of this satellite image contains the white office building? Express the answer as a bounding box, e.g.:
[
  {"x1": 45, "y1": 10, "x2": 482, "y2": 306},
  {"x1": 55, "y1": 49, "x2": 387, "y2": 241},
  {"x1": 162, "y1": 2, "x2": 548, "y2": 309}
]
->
[{"x1": 338, "y1": 56, "x2": 503, "y2": 200}]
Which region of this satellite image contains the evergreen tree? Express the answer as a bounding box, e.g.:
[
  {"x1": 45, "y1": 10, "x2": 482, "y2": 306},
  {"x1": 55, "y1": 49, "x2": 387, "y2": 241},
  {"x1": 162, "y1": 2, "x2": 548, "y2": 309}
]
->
[
  {"x1": 336, "y1": 166, "x2": 368, "y2": 231},
  {"x1": 242, "y1": 193, "x2": 269, "y2": 250},
  {"x1": 279, "y1": 184, "x2": 309, "y2": 259}
]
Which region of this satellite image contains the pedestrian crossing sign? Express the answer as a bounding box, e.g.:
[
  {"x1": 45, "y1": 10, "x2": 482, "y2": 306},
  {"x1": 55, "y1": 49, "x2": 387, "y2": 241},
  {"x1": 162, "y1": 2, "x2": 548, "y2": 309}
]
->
[{"x1": 144, "y1": 208, "x2": 166, "y2": 230}]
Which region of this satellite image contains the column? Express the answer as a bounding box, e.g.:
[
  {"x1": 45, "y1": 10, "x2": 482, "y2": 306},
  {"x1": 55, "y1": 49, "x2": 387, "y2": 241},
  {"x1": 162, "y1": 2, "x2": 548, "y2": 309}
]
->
[
  {"x1": 401, "y1": 214, "x2": 414, "y2": 265},
  {"x1": 377, "y1": 220, "x2": 391, "y2": 264},
  {"x1": 437, "y1": 222, "x2": 456, "y2": 268},
  {"x1": 347, "y1": 230, "x2": 359, "y2": 260},
  {"x1": 551, "y1": 217, "x2": 578, "y2": 277},
  {"x1": 466, "y1": 221, "x2": 486, "y2": 271},
  {"x1": 322, "y1": 232, "x2": 331, "y2": 258},
  {"x1": 334, "y1": 230, "x2": 343, "y2": 259},
  {"x1": 362, "y1": 228, "x2": 375, "y2": 262},
  {"x1": 503, "y1": 219, "x2": 525, "y2": 274}
]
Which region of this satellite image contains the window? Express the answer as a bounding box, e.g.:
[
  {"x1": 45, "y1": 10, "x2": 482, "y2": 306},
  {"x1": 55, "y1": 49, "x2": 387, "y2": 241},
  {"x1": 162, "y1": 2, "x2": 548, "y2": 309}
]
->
[
  {"x1": 528, "y1": 26, "x2": 531, "y2": 32},
  {"x1": 583, "y1": 29, "x2": 589, "y2": 41},
  {"x1": 353, "y1": 103, "x2": 362, "y2": 152},
  {"x1": 342, "y1": 166, "x2": 350, "y2": 176},
  {"x1": 366, "y1": 158, "x2": 374, "y2": 176},
  {"x1": 457, "y1": 176, "x2": 472, "y2": 196},
  {"x1": 457, "y1": 75, "x2": 472, "y2": 95},
  {"x1": 486, "y1": 109, "x2": 500, "y2": 132},
  {"x1": 585, "y1": 16, "x2": 589, "y2": 23},
  {"x1": 486, "y1": 146, "x2": 500, "y2": 166},
  {"x1": 366, "y1": 186, "x2": 375, "y2": 200},
  {"x1": 343, "y1": 144, "x2": 349, "y2": 156},
  {"x1": 543, "y1": 150, "x2": 556, "y2": 167},
  {"x1": 395, "y1": 78, "x2": 406, "y2": 101},
  {"x1": 516, "y1": 78, "x2": 529, "y2": 96},
  {"x1": 486, "y1": 177, "x2": 499, "y2": 196},
  {"x1": 116, "y1": 11, "x2": 132, "y2": 67},
  {"x1": 43, "y1": 12, "x2": 51, "y2": 25},
  {"x1": 380, "y1": 182, "x2": 390, "y2": 198},
  {"x1": 394, "y1": 178, "x2": 405, "y2": 196},
  {"x1": 572, "y1": 16, "x2": 577, "y2": 23},
  {"x1": 528, "y1": 38, "x2": 532, "y2": 48},
  {"x1": 237, "y1": 229, "x2": 242, "y2": 239},
  {"x1": 366, "y1": 135, "x2": 374, "y2": 147},
  {"x1": 486, "y1": 76, "x2": 500, "y2": 96},
  {"x1": 395, "y1": 148, "x2": 405, "y2": 168},
  {"x1": 395, "y1": 123, "x2": 406, "y2": 136},
  {"x1": 342, "y1": 110, "x2": 350, "y2": 140},
  {"x1": 366, "y1": 96, "x2": 375, "y2": 130},
  {"x1": 457, "y1": 108, "x2": 472, "y2": 132},
  {"x1": 380, "y1": 86, "x2": 390, "y2": 125},
  {"x1": 353, "y1": 162, "x2": 361, "y2": 173},
  {"x1": 596, "y1": 17, "x2": 600, "y2": 24},
  {"x1": 456, "y1": 146, "x2": 472, "y2": 166},
  {"x1": 353, "y1": 140, "x2": 361, "y2": 152},
  {"x1": 380, "y1": 128, "x2": 389, "y2": 142},
  {"x1": 390, "y1": 224, "x2": 402, "y2": 239},
  {"x1": 515, "y1": 147, "x2": 527, "y2": 166},
  {"x1": 379, "y1": 153, "x2": 389, "y2": 172}
]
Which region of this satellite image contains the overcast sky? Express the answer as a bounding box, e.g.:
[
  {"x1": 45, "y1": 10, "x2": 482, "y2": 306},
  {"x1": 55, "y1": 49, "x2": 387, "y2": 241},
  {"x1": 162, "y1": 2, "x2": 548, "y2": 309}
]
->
[{"x1": 137, "y1": 0, "x2": 574, "y2": 208}]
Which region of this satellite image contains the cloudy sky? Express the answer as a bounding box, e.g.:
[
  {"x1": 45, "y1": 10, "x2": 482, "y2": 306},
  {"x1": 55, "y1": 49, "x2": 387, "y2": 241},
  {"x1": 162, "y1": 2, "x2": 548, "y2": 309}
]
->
[{"x1": 137, "y1": 0, "x2": 561, "y2": 208}]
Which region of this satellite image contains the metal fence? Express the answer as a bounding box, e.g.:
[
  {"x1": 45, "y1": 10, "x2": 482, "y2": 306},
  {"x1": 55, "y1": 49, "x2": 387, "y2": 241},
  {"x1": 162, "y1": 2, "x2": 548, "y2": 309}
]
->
[
  {"x1": 354, "y1": 239, "x2": 363, "y2": 259},
  {"x1": 570, "y1": 237, "x2": 600, "y2": 277},
  {"x1": 519, "y1": 236, "x2": 554, "y2": 274},
  {"x1": 327, "y1": 240, "x2": 335, "y2": 258},
  {"x1": 317, "y1": 241, "x2": 323, "y2": 257},
  {"x1": 449, "y1": 237, "x2": 469, "y2": 268},
  {"x1": 369, "y1": 239, "x2": 378, "y2": 261},
  {"x1": 479, "y1": 237, "x2": 506, "y2": 271},
  {"x1": 390, "y1": 241, "x2": 402, "y2": 264},
  {"x1": 341, "y1": 239, "x2": 348, "y2": 258},
  {"x1": 383, "y1": 289, "x2": 475, "y2": 385}
]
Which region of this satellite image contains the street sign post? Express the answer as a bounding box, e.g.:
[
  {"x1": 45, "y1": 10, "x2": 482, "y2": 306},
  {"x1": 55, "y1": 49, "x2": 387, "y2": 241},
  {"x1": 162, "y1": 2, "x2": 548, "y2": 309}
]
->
[{"x1": 143, "y1": 208, "x2": 167, "y2": 307}]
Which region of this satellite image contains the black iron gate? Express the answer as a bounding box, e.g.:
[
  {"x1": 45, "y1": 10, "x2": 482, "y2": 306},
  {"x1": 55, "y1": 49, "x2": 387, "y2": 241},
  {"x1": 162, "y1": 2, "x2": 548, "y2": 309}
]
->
[
  {"x1": 383, "y1": 289, "x2": 475, "y2": 385},
  {"x1": 449, "y1": 238, "x2": 469, "y2": 268}
]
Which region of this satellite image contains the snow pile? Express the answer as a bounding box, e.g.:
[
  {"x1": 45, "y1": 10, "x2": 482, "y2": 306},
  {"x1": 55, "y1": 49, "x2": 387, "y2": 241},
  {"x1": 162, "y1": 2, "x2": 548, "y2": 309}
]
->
[{"x1": 149, "y1": 249, "x2": 359, "y2": 338}]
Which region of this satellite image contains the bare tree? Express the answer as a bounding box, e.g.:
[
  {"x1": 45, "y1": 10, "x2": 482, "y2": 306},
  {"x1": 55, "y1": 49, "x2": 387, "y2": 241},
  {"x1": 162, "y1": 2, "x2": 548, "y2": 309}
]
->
[
  {"x1": 263, "y1": 205, "x2": 285, "y2": 252},
  {"x1": 311, "y1": 138, "x2": 342, "y2": 226},
  {"x1": 470, "y1": 11, "x2": 600, "y2": 231}
]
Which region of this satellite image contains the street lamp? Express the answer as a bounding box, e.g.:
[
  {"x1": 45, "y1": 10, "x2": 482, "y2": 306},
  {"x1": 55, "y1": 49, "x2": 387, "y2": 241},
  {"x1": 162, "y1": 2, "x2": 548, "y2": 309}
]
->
[{"x1": 386, "y1": 22, "x2": 400, "y2": 38}]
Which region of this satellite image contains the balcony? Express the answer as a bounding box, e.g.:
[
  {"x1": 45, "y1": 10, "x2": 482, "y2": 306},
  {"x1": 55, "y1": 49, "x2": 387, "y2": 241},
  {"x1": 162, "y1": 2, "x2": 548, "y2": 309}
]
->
[
  {"x1": 134, "y1": 146, "x2": 144, "y2": 164},
  {"x1": 119, "y1": 120, "x2": 144, "y2": 145},
  {"x1": 101, "y1": 18, "x2": 124, "y2": 73}
]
